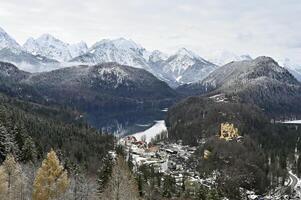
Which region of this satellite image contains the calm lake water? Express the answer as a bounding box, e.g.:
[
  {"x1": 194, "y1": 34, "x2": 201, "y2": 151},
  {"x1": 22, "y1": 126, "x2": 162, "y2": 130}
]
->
[{"x1": 87, "y1": 107, "x2": 168, "y2": 135}]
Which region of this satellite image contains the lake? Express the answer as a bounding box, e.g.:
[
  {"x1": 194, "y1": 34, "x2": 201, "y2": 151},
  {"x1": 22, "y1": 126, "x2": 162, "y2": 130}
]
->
[{"x1": 87, "y1": 107, "x2": 168, "y2": 135}]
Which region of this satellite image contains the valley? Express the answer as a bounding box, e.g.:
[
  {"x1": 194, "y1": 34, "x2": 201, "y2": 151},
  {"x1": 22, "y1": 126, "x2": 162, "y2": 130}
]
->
[{"x1": 0, "y1": 22, "x2": 301, "y2": 200}]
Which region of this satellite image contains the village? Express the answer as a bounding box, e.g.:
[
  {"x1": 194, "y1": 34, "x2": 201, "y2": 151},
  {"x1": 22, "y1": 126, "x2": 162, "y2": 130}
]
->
[
  {"x1": 117, "y1": 122, "x2": 259, "y2": 198},
  {"x1": 117, "y1": 122, "x2": 301, "y2": 199}
]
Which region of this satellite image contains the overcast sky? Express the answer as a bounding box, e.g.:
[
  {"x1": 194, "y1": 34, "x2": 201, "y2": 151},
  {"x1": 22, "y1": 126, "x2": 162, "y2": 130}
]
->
[{"x1": 0, "y1": 0, "x2": 300, "y2": 63}]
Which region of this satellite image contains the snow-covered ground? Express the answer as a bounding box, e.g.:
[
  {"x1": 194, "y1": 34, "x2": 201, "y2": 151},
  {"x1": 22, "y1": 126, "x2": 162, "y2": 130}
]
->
[
  {"x1": 288, "y1": 171, "x2": 301, "y2": 198},
  {"x1": 161, "y1": 108, "x2": 168, "y2": 112},
  {"x1": 130, "y1": 120, "x2": 167, "y2": 143},
  {"x1": 283, "y1": 120, "x2": 301, "y2": 124}
]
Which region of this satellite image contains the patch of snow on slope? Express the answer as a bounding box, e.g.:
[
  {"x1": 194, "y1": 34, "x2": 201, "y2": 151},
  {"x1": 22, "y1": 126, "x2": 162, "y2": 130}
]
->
[
  {"x1": 284, "y1": 120, "x2": 301, "y2": 124},
  {"x1": 176, "y1": 76, "x2": 182, "y2": 82}
]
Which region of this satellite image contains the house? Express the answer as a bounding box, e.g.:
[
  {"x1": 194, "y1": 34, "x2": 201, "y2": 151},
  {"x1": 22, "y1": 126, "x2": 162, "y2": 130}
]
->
[
  {"x1": 204, "y1": 149, "x2": 211, "y2": 160},
  {"x1": 219, "y1": 122, "x2": 240, "y2": 141}
]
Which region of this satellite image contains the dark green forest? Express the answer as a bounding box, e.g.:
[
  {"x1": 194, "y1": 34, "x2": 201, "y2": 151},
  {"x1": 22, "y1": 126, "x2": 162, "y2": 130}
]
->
[{"x1": 166, "y1": 95, "x2": 301, "y2": 198}]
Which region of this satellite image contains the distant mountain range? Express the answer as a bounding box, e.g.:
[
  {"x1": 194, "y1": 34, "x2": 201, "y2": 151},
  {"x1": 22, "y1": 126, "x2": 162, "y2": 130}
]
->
[
  {"x1": 1, "y1": 54, "x2": 299, "y2": 127},
  {"x1": 0, "y1": 26, "x2": 260, "y2": 87},
  {"x1": 0, "y1": 26, "x2": 300, "y2": 87}
]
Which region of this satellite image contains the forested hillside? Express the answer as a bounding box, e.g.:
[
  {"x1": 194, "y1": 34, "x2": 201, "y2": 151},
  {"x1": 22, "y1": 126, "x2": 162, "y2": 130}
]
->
[
  {"x1": 177, "y1": 57, "x2": 301, "y2": 119},
  {"x1": 0, "y1": 92, "x2": 114, "y2": 199},
  {"x1": 166, "y1": 95, "x2": 301, "y2": 198}
]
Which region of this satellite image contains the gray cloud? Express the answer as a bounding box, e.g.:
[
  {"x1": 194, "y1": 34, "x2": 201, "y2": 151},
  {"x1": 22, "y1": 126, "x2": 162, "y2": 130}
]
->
[{"x1": 0, "y1": 0, "x2": 300, "y2": 63}]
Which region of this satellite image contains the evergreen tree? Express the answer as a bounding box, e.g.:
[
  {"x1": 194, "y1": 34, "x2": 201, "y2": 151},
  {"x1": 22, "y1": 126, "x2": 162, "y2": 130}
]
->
[
  {"x1": 297, "y1": 157, "x2": 301, "y2": 177},
  {"x1": 196, "y1": 186, "x2": 208, "y2": 200},
  {"x1": 21, "y1": 137, "x2": 37, "y2": 162},
  {"x1": 32, "y1": 149, "x2": 69, "y2": 200},
  {"x1": 162, "y1": 175, "x2": 175, "y2": 198},
  {"x1": 206, "y1": 189, "x2": 220, "y2": 200},
  {"x1": 97, "y1": 155, "x2": 113, "y2": 194},
  {"x1": 0, "y1": 125, "x2": 19, "y2": 161}
]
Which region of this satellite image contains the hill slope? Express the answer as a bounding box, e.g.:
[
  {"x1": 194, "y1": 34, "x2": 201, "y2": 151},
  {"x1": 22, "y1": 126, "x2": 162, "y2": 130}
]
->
[
  {"x1": 178, "y1": 56, "x2": 301, "y2": 118},
  {"x1": 0, "y1": 61, "x2": 177, "y2": 113}
]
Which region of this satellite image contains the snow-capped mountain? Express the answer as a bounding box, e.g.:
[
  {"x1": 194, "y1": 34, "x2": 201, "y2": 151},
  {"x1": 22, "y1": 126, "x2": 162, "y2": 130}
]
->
[
  {"x1": 278, "y1": 58, "x2": 301, "y2": 82},
  {"x1": 158, "y1": 48, "x2": 217, "y2": 85},
  {"x1": 0, "y1": 27, "x2": 21, "y2": 51},
  {"x1": 72, "y1": 41, "x2": 217, "y2": 87},
  {"x1": 68, "y1": 41, "x2": 88, "y2": 59},
  {"x1": 1, "y1": 27, "x2": 217, "y2": 85},
  {"x1": 148, "y1": 50, "x2": 168, "y2": 63},
  {"x1": 70, "y1": 38, "x2": 150, "y2": 69},
  {"x1": 202, "y1": 56, "x2": 297, "y2": 90},
  {"x1": 209, "y1": 50, "x2": 252, "y2": 66},
  {"x1": 23, "y1": 34, "x2": 88, "y2": 62},
  {"x1": 0, "y1": 27, "x2": 60, "y2": 72}
]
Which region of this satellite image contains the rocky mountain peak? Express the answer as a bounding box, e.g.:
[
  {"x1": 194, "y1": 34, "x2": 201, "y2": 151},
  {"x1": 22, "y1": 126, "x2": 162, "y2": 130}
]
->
[
  {"x1": 175, "y1": 48, "x2": 199, "y2": 59},
  {"x1": 23, "y1": 34, "x2": 88, "y2": 62},
  {"x1": 0, "y1": 26, "x2": 21, "y2": 50}
]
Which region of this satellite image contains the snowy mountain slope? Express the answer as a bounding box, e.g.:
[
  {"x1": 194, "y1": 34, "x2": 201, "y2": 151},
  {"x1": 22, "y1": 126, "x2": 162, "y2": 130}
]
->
[
  {"x1": 23, "y1": 34, "x2": 88, "y2": 62},
  {"x1": 148, "y1": 50, "x2": 168, "y2": 63},
  {"x1": 278, "y1": 58, "x2": 301, "y2": 82},
  {"x1": 0, "y1": 48, "x2": 60, "y2": 72},
  {"x1": 72, "y1": 44, "x2": 217, "y2": 87},
  {"x1": 68, "y1": 41, "x2": 88, "y2": 58},
  {"x1": 201, "y1": 56, "x2": 298, "y2": 91},
  {"x1": 0, "y1": 27, "x2": 21, "y2": 51},
  {"x1": 177, "y1": 56, "x2": 301, "y2": 117},
  {"x1": 70, "y1": 38, "x2": 150, "y2": 69},
  {"x1": 0, "y1": 27, "x2": 60, "y2": 72},
  {"x1": 159, "y1": 48, "x2": 217, "y2": 84},
  {"x1": 0, "y1": 61, "x2": 177, "y2": 111}
]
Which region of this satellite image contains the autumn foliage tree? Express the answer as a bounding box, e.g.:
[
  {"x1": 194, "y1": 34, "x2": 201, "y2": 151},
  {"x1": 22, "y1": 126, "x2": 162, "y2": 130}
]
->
[
  {"x1": 32, "y1": 149, "x2": 69, "y2": 200},
  {"x1": 0, "y1": 154, "x2": 24, "y2": 200}
]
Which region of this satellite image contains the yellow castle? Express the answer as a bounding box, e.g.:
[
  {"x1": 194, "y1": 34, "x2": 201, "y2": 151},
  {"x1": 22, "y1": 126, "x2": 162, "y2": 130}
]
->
[{"x1": 219, "y1": 122, "x2": 239, "y2": 141}]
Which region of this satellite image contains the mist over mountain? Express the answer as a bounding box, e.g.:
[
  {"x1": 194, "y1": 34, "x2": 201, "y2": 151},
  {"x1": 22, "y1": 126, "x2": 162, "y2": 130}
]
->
[{"x1": 208, "y1": 50, "x2": 252, "y2": 66}]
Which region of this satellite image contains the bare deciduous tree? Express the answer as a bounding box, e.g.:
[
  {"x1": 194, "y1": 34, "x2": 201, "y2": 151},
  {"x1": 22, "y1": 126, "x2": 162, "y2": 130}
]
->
[{"x1": 101, "y1": 156, "x2": 140, "y2": 200}]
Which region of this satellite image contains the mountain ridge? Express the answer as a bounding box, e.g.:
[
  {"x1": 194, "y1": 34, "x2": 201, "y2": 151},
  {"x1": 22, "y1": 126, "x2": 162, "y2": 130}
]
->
[
  {"x1": 0, "y1": 61, "x2": 177, "y2": 113},
  {"x1": 23, "y1": 34, "x2": 88, "y2": 62},
  {"x1": 177, "y1": 56, "x2": 301, "y2": 118},
  {"x1": 1, "y1": 26, "x2": 300, "y2": 87}
]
